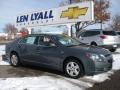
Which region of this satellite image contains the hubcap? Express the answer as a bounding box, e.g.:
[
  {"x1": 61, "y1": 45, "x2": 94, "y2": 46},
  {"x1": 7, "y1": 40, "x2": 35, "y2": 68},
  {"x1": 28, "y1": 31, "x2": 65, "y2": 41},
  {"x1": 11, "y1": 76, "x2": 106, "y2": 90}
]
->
[
  {"x1": 11, "y1": 55, "x2": 18, "y2": 66},
  {"x1": 66, "y1": 62, "x2": 80, "y2": 77}
]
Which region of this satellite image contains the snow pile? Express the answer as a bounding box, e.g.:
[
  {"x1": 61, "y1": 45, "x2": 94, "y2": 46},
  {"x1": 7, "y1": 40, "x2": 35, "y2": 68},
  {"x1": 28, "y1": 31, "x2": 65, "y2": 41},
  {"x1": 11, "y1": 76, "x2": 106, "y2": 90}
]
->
[
  {"x1": 0, "y1": 59, "x2": 10, "y2": 65},
  {"x1": 112, "y1": 54, "x2": 120, "y2": 70},
  {"x1": 0, "y1": 76, "x2": 86, "y2": 90},
  {"x1": 0, "y1": 45, "x2": 5, "y2": 55},
  {"x1": 0, "y1": 45, "x2": 9, "y2": 65}
]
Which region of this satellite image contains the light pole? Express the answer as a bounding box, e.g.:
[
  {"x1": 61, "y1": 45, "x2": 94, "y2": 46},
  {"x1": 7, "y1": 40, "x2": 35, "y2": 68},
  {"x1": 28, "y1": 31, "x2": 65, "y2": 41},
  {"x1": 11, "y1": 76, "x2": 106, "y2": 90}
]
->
[
  {"x1": 100, "y1": 0, "x2": 103, "y2": 30},
  {"x1": 69, "y1": 0, "x2": 73, "y2": 37}
]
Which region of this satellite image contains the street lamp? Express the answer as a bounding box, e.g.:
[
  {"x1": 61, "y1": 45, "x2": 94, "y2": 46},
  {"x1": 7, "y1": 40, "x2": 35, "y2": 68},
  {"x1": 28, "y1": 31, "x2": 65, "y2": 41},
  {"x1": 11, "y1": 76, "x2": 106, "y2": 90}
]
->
[{"x1": 100, "y1": 0, "x2": 103, "y2": 30}]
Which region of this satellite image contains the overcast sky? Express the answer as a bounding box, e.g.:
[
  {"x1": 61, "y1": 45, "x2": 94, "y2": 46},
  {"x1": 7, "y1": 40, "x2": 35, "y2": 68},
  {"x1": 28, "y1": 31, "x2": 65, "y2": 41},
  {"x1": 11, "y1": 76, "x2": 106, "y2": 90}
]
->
[{"x1": 0, "y1": 0, "x2": 120, "y2": 32}]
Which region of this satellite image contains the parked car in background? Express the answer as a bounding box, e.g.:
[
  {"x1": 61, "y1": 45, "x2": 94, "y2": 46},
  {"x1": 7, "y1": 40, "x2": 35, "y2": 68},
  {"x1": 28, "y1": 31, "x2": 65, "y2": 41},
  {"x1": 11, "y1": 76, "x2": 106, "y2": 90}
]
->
[
  {"x1": 6, "y1": 34, "x2": 113, "y2": 79},
  {"x1": 78, "y1": 29, "x2": 120, "y2": 52}
]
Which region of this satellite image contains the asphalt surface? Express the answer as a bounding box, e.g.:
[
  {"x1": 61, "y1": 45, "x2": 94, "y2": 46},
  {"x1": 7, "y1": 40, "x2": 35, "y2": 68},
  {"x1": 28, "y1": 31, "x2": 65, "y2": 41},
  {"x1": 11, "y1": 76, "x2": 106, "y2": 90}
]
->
[
  {"x1": 87, "y1": 70, "x2": 120, "y2": 90},
  {"x1": 0, "y1": 65, "x2": 63, "y2": 78}
]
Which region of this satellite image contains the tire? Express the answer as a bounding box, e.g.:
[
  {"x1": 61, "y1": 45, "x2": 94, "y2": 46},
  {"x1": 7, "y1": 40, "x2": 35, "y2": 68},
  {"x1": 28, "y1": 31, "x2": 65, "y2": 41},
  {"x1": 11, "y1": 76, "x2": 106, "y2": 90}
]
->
[
  {"x1": 109, "y1": 48, "x2": 116, "y2": 52},
  {"x1": 10, "y1": 53, "x2": 20, "y2": 67},
  {"x1": 91, "y1": 42, "x2": 97, "y2": 46},
  {"x1": 64, "y1": 59, "x2": 84, "y2": 79}
]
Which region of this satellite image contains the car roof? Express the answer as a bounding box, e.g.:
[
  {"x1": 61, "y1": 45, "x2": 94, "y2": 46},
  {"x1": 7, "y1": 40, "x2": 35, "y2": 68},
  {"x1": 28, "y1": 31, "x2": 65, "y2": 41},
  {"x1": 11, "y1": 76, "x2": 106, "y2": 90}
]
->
[
  {"x1": 116, "y1": 31, "x2": 120, "y2": 32},
  {"x1": 84, "y1": 29, "x2": 115, "y2": 31},
  {"x1": 27, "y1": 34, "x2": 62, "y2": 37}
]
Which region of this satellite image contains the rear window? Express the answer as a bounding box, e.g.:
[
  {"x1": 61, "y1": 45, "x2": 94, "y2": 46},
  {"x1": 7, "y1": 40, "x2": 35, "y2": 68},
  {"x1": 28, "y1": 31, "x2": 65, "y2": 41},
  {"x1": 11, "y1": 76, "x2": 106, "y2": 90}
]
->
[
  {"x1": 82, "y1": 31, "x2": 100, "y2": 37},
  {"x1": 103, "y1": 31, "x2": 117, "y2": 36},
  {"x1": 117, "y1": 32, "x2": 120, "y2": 35}
]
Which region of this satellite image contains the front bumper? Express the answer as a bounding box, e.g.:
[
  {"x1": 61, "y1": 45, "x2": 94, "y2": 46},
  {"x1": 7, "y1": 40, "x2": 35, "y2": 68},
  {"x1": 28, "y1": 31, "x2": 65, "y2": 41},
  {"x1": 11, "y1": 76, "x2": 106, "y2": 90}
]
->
[
  {"x1": 93, "y1": 55, "x2": 113, "y2": 75},
  {"x1": 100, "y1": 44, "x2": 118, "y2": 50},
  {"x1": 86, "y1": 54, "x2": 113, "y2": 76}
]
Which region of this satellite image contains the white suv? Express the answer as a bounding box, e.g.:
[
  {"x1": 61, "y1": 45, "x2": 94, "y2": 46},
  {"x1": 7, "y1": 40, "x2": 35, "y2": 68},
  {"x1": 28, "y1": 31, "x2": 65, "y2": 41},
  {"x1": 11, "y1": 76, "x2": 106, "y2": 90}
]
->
[{"x1": 78, "y1": 29, "x2": 120, "y2": 52}]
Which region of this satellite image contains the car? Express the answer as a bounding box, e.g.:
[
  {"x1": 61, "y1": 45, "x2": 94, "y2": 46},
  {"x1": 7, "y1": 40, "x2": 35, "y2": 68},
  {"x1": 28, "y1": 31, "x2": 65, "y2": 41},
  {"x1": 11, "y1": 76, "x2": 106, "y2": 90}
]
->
[
  {"x1": 78, "y1": 29, "x2": 120, "y2": 52},
  {"x1": 6, "y1": 34, "x2": 113, "y2": 79}
]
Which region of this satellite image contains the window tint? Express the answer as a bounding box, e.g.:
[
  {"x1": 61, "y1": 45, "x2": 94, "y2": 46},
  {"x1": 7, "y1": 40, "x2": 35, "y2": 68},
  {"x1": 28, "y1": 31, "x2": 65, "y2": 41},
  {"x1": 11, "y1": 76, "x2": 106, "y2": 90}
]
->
[
  {"x1": 19, "y1": 36, "x2": 37, "y2": 45},
  {"x1": 38, "y1": 36, "x2": 53, "y2": 46},
  {"x1": 117, "y1": 32, "x2": 120, "y2": 35},
  {"x1": 103, "y1": 31, "x2": 117, "y2": 36},
  {"x1": 79, "y1": 32, "x2": 85, "y2": 37},
  {"x1": 57, "y1": 35, "x2": 81, "y2": 46},
  {"x1": 26, "y1": 37, "x2": 36, "y2": 44},
  {"x1": 83, "y1": 31, "x2": 100, "y2": 37}
]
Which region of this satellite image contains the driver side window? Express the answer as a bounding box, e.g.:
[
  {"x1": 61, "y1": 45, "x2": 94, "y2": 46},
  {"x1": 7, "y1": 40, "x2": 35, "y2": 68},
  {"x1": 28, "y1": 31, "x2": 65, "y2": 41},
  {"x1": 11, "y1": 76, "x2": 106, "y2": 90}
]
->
[
  {"x1": 19, "y1": 36, "x2": 37, "y2": 45},
  {"x1": 38, "y1": 36, "x2": 55, "y2": 46}
]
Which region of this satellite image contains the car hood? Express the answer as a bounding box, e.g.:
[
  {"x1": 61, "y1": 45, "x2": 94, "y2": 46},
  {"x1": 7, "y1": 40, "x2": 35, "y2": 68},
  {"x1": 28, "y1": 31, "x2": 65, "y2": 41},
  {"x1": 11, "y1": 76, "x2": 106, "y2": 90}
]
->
[{"x1": 69, "y1": 45, "x2": 111, "y2": 55}]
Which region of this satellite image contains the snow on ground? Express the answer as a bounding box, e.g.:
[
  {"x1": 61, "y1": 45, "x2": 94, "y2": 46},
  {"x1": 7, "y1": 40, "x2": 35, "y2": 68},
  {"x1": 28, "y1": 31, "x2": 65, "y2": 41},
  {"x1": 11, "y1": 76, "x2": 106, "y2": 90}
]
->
[
  {"x1": 0, "y1": 45, "x2": 9, "y2": 65},
  {"x1": 0, "y1": 45, "x2": 5, "y2": 55},
  {"x1": 0, "y1": 76, "x2": 85, "y2": 90},
  {"x1": 112, "y1": 48, "x2": 120, "y2": 70},
  {"x1": 0, "y1": 45, "x2": 120, "y2": 90}
]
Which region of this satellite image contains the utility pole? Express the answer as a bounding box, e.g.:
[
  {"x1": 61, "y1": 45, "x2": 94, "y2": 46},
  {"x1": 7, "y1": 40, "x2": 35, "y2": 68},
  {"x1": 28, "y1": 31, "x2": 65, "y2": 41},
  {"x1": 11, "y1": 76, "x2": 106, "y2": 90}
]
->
[
  {"x1": 100, "y1": 0, "x2": 103, "y2": 30},
  {"x1": 69, "y1": 0, "x2": 73, "y2": 37}
]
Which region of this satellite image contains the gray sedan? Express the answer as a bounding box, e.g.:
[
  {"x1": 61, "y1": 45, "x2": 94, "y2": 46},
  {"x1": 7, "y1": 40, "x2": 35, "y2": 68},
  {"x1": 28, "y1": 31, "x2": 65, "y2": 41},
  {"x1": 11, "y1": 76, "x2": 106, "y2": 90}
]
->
[{"x1": 6, "y1": 34, "x2": 113, "y2": 79}]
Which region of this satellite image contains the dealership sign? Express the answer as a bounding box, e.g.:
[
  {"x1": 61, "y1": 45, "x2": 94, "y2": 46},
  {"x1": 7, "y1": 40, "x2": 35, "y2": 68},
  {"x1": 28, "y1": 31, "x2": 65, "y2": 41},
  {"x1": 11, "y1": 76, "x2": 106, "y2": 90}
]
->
[{"x1": 15, "y1": 1, "x2": 94, "y2": 27}]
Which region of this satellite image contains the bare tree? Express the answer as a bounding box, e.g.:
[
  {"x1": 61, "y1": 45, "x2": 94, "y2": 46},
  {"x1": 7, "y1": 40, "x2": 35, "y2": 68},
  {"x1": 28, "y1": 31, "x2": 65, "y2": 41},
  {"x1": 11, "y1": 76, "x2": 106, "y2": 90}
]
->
[
  {"x1": 60, "y1": 0, "x2": 110, "y2": 37},
  {"x1": 3, "y1": 23, "x2": 18, "y2": 35},
  {"x1": 109, "y1": 14, "x2": 120, "y2": 31}
]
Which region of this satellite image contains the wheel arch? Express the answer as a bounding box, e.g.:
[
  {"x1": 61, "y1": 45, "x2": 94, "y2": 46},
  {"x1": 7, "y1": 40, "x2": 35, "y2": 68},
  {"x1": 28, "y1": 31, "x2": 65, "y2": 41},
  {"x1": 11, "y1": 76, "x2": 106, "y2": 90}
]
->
[
  {"x1": 10, "y1": 51, "x2": 19, "y2": 57},
  {"x1": 91, "y1": 41, "x2": 97, "y2": 46}
]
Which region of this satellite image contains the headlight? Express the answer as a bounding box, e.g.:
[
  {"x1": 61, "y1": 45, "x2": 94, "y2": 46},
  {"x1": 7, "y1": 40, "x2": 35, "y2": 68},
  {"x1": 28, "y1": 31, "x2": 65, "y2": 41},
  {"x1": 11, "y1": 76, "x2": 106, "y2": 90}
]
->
[
  {"x1": 100, "y1": 54, "x2": 105, "y2": 59},
  {"x1": 86, "y1": 53, "x2": 104, "y2": 62}
]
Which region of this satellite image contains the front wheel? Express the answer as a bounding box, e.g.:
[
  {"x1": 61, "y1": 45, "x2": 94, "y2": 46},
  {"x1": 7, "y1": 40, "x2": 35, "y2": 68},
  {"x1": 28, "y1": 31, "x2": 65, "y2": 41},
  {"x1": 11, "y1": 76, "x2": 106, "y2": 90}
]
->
[
  {"x1": 64, "y1": 59, "x2": 84, "y2": 79},
  {"x1": 10, "y1": 53, "x2": 20, "y2": 67}
]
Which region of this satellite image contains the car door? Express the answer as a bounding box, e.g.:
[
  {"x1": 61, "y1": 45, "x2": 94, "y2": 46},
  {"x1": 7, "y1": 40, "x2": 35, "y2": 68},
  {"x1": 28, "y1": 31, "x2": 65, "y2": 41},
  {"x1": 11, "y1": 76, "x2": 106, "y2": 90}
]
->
[
  {"x1": 79, "y1": 31, "x2": 100, "y2": 45},
  {"x1": 18, "y1": 36, "x2": 38, "y2": 62},
  {"x1": 34, "y1": 35, "x2": 62, "y2": 68}
]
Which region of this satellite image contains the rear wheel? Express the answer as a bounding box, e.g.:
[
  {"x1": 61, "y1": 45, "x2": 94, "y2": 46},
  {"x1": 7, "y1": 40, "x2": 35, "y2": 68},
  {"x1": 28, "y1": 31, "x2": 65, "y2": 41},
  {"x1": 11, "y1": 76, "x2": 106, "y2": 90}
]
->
[
  {"x1": 109, "y1": 48, "x2": 116, "y2": 52},
  {"x1": 10, "y1": 53, "x2": 20, "y2": 67},
  {"x1": 91, "y1": 42, "x2": 97, "y2": 46},
  {"x1": 64, "y1": 59, "x2": 84, "y2": 79}
]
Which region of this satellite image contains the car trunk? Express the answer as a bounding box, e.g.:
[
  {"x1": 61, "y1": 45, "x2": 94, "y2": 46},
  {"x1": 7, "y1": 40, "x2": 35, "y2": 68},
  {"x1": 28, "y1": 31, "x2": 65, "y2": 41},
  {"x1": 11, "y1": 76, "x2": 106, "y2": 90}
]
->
[{"x1": 101, "y1": 31, "x2": 120, "y2": 45}]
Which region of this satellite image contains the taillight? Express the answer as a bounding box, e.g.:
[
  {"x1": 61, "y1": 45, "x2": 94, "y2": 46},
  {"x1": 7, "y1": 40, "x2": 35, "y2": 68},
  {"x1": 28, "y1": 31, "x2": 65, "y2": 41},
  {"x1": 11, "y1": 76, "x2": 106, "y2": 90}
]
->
[{"x1": 100, "y1": 35, "x2": 107, "y2": 39}]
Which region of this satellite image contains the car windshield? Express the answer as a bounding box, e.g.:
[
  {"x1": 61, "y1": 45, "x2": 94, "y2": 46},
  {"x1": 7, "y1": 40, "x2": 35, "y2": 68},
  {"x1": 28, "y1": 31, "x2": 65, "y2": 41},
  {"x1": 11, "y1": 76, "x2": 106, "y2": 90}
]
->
[{"x1": 57, "y1": 35, "x2": 81, "y2": 47}]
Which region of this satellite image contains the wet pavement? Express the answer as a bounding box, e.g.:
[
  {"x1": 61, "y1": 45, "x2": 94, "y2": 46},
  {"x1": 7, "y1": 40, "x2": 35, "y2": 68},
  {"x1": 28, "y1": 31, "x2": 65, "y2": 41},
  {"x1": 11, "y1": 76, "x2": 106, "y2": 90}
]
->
[
  {"x1": 0, "y1": 65, "x2": 63, "y2": 78},
  {"x1": 87, "y1": 70, "x2": 120, "y2": 90}
]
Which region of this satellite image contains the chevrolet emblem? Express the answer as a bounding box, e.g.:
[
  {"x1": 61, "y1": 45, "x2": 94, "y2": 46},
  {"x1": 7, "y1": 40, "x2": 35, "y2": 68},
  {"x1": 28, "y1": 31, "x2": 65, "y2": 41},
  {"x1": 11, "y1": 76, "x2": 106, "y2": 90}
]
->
[{"x1": 61, "y1": 7, "x2": 88, "y2": 19}]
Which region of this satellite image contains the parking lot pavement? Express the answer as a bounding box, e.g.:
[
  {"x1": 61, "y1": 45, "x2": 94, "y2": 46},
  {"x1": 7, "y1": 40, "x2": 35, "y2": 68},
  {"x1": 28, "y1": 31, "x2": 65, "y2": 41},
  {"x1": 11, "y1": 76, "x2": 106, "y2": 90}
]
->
[{"x1": 87, "y1": 70, "x2": 120, "y2": 90}]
